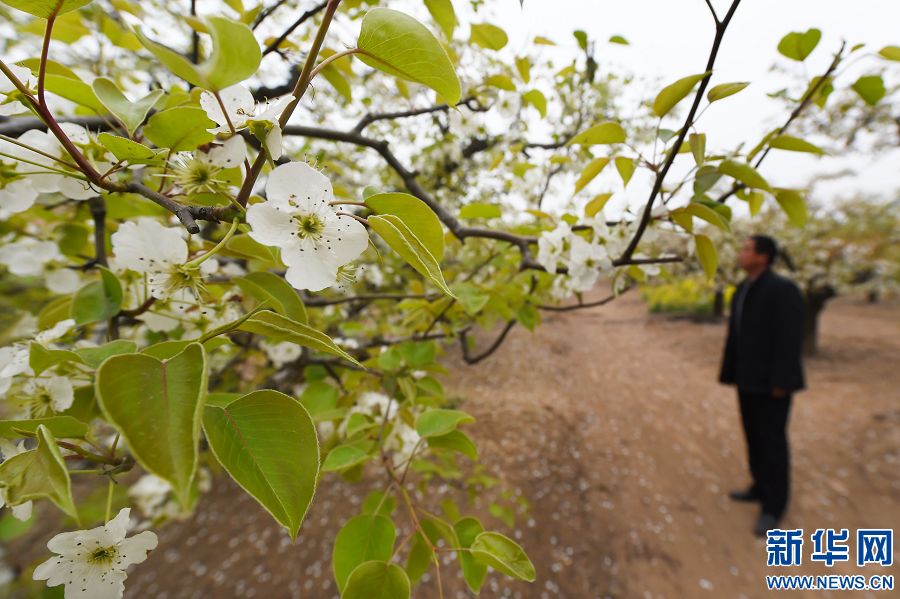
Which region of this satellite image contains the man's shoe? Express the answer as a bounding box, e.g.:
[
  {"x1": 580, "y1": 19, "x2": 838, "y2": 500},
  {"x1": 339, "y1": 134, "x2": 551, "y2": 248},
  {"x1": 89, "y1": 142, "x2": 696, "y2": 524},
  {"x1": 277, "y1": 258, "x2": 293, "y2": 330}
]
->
[
  {"x1": 754, "y1": 512, "x2": 780, "y2": 538},
  {"x1": 729, "y1": 488, "x2": 761, "y2": 502}
]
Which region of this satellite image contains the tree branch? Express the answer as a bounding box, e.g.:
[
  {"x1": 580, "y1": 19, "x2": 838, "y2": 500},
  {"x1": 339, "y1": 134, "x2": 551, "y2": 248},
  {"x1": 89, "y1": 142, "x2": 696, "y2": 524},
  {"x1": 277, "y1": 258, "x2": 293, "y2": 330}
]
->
[
  {"x1": 618, "y1": 0, "x2": 742, "y2": 262},
  {"x1": 262, "y1": 1, "x2": 328, "y2": 57}
]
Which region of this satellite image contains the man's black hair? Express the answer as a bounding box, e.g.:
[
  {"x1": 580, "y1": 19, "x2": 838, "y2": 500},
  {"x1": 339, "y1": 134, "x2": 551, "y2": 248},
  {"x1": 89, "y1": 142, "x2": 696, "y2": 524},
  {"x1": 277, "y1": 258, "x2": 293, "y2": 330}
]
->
[{"x1": 750, "y1": 234, "x2": 778, "y2": 266}]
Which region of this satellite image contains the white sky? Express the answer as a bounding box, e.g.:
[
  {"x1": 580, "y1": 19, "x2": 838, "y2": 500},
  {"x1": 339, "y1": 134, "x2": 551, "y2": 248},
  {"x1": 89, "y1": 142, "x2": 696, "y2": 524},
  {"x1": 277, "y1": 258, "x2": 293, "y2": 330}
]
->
[{"x1": 479, "y1": 0, "x2": 900, "y2": 213}]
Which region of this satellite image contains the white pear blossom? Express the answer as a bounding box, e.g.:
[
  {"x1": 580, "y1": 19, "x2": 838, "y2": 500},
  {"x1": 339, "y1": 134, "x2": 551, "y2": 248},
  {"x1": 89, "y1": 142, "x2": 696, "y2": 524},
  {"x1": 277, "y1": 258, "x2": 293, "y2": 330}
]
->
[
  {"x1": 0, "y1": 439, "x2": 33, "y2": 521},
  {"x1": 0, "y1": 64, "x2": 33, "y2": 116},
  {"x1": 0, "y1": 237, "x2": 62, "y2": 277},
  {"x1": 199, "y1": 84, "x2": 292, "y2": 159},
  {"x1": 0, "y1": 319, "x2": 74, "y2": 396},
  {"x1": 9, "y1": 128, "x2": 96, "y2": 200},
  {"x1": 166, "y1": 136, "x2": 246, "y2": 195},
  {"x1": 22, "y1": 376, "x2": 75, "y2": 417},
  {"x1": 260, "y1": 340, "x2": 302, "y2": 368},
  {"x1": 33, "y1": 507, "x2": 158, "y2": 599},
  {"x1": 385, "y1": 422, "x2": 422, "y2": 467},
  {"x1": 0, "y1": 179, "x2": 38, "y2": 218},
  {"x1": 567, "y1": 236, "x2": 613, "y2": 293},
  {"x1": 111, "y1": 218, "x2": 215, "y2": 302},
  {"x1": 246, "y1": 162, "x2": 369, "y2": 291},
  {"x1": 46, "y1": 268, "x2": 83, "y2": 294},
  {"x1": 536, "y1": 221, "x2": 573, "y2": 273},
  {"x1": 128, "y1": 474, "x2": 175, "y2": 521}
]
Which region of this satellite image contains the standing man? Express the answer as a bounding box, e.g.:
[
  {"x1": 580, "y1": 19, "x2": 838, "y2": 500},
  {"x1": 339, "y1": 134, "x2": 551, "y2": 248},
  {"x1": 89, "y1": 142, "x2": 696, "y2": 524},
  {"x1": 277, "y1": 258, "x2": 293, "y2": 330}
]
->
[{"x1": 719, "y1": 235, "x2": 806, "y2": 537}]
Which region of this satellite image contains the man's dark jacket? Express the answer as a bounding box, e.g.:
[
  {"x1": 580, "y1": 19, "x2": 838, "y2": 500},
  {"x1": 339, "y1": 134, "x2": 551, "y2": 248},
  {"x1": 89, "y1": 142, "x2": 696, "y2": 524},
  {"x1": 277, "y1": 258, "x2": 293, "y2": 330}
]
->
[{"x1": 719, "y1": 268, "x2": 806, "y2": 393}]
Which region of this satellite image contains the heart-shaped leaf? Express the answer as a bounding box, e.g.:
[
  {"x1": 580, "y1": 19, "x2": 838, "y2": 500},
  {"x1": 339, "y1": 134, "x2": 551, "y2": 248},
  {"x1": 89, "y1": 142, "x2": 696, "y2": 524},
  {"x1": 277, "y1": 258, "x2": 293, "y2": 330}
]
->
[
  {"x1": 96, "y1": 343, "x2": 207, "y2": 508},
  {"x1": 202, "y1": 390, "x2": 319, "y2": 541},
  {"x1": 92, "y1": 78, "x2": 163, "y2": 135},
  {"x1": 333, "y1": 514, "x2": 396, "y2": 592},
  {"x1": 1, "y1": 0, "x2": 92, "y2": 18},
  {"x1": 357, "y1": 8, "x2": 461, "y2": 105}
]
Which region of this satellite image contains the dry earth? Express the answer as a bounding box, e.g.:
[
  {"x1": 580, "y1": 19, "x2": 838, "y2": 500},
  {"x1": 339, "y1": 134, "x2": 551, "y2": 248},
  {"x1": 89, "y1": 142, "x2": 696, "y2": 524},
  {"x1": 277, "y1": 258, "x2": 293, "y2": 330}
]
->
[{"x1": 8, "y1": 292, "x2": 899, "y2": 598}]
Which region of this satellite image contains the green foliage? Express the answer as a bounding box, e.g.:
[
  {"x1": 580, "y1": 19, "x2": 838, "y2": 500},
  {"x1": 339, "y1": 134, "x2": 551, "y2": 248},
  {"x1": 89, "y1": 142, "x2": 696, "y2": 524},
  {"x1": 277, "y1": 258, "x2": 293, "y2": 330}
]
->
[
  {"x1": 333, "y1": 514, "x2": 396, "y2": 592},
  {"x1": 96, "y1": 343, "x2": 207, "y2": 508},
  {"x1": 652, "y1": 72, "x2": 710, "y2": 117},
  {"x1": 135, "y1": 16, "x2": 261, "y2": 91},
  {"x1": 357, "y1": 8, "x2": 461, "y2": 105},
  {"x1": 203, "y1": 390, "x2": 319, "y2": 541}
]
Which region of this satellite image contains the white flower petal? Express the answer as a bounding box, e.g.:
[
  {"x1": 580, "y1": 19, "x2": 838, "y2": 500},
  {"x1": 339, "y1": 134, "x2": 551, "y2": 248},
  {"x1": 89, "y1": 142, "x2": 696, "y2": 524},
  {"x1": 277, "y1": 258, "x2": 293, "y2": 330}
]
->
[
  {"x1": 282, "y1": 249, "x2": 340, "y2": 291},
  {"x1": 200, "y1": 84, "x2": 254, "y2": 131},
  {"x1": 46, "y1": 268, "x2": 82, "y2": 294},
  {"x1": 322, "y1": 214, "x2": 369, "y2": 265},
  {"x1": 246, "y1": 202, "x2": 298, "y2": 249},
  {"x1": 117, "y1": 530, "x2": 158, "y2": 567},
  {"x1": 0, "y1": 179, "x2": 38, "y2": 217},
  {"x1": 265, "y1": 162, "x2": 332, "y2": 209},
  {"x1": 11, "y1": 500, "x2": 32, "y2": 521},
  {"x1": 47, "y1": 376, "x2": 74, "y2": 412},
  {"x1": 111, "y1": 218, "x2": 188, "y2": 272},
  {"x1": 264, "y1": 124, "x2": 283, "y2": 160},
  {"x1": 206, "y1": 135, "x2": 246, "y2": 168},
  {"x1": 0, "y1": 64, "x2": 32, "y2": 93}
]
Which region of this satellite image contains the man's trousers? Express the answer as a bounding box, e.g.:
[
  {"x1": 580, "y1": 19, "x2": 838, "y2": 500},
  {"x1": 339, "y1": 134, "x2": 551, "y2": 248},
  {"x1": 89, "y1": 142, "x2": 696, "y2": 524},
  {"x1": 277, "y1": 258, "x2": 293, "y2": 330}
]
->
[{"x1": 738, "y1": 390, "x2": 793, "y2": 519}]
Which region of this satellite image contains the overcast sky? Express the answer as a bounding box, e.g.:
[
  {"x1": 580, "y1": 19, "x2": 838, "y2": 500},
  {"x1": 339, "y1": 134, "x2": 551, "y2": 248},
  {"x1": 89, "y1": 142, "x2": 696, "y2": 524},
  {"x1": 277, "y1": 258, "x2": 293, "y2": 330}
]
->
[{"x1": 477, "y1": 0, "x2": 900, "y2": 212}]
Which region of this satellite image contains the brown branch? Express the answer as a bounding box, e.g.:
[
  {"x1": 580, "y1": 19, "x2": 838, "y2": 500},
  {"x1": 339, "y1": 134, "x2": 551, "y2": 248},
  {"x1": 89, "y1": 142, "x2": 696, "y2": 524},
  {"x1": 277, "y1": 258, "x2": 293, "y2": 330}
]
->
[
  {"x1": 262, "y1": 1, "x2": 328, "y2": 57},
  {"x1": 302, "y1": 292, "x2": 438, "y2": 306},
  {"x1": 714, "y1": 41, "x2": 846, "y2": 204},
  {"x1": 459, "y1": 320, "x2": 517, "y2": 364},
  {"x1": 618, "y1": 0, "x2": 742, "y2": 262},
  {"x1": 538, "y1": 287, "x2": 629, "y2": 312},
  {"x1": 87, "y1": 196, "x2": 108, "y2": 267}
]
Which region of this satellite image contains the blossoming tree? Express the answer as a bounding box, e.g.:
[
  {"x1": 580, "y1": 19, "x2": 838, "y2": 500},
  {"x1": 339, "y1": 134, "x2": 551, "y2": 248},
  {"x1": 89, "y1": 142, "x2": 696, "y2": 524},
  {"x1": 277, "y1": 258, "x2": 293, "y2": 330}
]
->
[{"x1": 0, "y1": 0, "x2": 896, "y2": 597}]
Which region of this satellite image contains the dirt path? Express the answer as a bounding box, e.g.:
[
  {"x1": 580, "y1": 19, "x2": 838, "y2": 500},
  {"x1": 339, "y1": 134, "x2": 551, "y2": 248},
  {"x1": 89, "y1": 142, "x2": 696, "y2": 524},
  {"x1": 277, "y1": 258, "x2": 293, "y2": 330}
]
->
[{"x1": 19, "y1": 291, "x2": 897, "y2": 598}]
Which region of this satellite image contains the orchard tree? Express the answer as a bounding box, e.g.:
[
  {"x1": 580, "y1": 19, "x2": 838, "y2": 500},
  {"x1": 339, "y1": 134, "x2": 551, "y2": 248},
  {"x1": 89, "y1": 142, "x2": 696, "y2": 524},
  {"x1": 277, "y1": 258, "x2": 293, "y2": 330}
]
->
[{"x1": 0, "y1": 1, "x2": 897, "y2": 597}]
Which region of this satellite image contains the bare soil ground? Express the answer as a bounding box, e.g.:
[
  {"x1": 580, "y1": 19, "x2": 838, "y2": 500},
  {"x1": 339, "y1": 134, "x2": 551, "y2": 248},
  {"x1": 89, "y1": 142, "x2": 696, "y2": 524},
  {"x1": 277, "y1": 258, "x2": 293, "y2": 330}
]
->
[{"x1": 11, "y1": 292, "x2": 900, "y2": 598}]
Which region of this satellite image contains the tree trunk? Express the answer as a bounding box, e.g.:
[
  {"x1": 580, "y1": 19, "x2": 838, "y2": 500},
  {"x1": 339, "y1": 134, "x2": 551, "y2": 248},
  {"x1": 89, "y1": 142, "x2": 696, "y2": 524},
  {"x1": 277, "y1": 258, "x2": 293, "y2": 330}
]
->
[
  {"x1": 803, "y1": 286, "x2": 837, "y2": 356},
  {"x1": 713, "y1": 287, "x2": 725, "y2": 319}
]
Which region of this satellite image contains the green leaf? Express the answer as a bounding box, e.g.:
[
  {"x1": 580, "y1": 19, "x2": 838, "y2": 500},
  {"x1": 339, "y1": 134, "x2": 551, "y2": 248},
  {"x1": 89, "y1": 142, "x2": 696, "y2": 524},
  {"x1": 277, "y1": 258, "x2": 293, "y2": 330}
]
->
[
  {"x1": 203, "y1": 390, "x2": 319, "y2": 541},
  {"x1": 95, "y1": 343, "x2": 207, "y2": 508},
  {"x1": 688, "y1": 133, "x2": 706, "y2": 166},
  {"x1": 0, "y1": 425, "x2": 78, "y2": 522},
  {"x1": 71, "y1": 267, "x2": 122, "y2": 325},
  {"x1": 92, "y1": 78, "x2": 163, "y2": 135},
  {"x1": 43, "y1": 74, "x2": 107, "y2": 114},
  {"x1": 652, "y1": 71, "x2": 710, "y2": 117},
  {"x1": 777, "y1": 29, "x2": 821, "y2": 61},
  {"x1": 424, "y1": 0, "x2": 457, "y2": 39},
  {"x1": 584, "y1": 193, "x2": 612, "y2": 217},
  {"x1": 415, "y1": 408, "x2": 474, "y2": 438},
  {"x1": 235, "y1": 272, "x2": 307, "y2": 324},
  {"x1": 343, "y1": 561, "x2": 410, "y2": 599},
  {"x1": 29, "y1": 343, "x2": 83, "y2": 376},
  {"x1": 357, "y1": 8, "x2": 461, "y2": 105},
  {"x1": 367, "y1": 214, "x2": 454, "y2": 297},
  {"x1": 74, "y1": 340, "x2": 137, "y2": 368},
  {"x1": 1, "y1": 0, "x2": 93, "y2": 18},
  {"x1": 485, "y1": 74, "x2": 516, "y2": 91},
  {"x1": 568, "y1": 122, "x2": 626, "y2": 146},
  {"x1": 747, "y1": 190, "x2": 765, "y2": 216},
  {"x1": 614, "y1": 156, "x2": 635, "y2": 186},
  {"x1": 718, "y1": 159, "x2": 772, "y2": 192},
  {"x1": 0, "y1": 416, "x2": 88, "y2": 439},
  {"x1": 405, "y1": 532, "x2": 433, "y2": 584},
  {"x1": 609, "y1": 34, "x2": 629, "y2": 45},
  {"x1": 774, "y1": 189, "x2": 808, "y2": 226},
  {"x1": 573, "y1": 157, "x2": 609, "y2": 194},
  {"x1": 322, "y1": 443, "x2": 372, "y2": 472},
  {"x1": 365, "y1": 192, "x2": 444, "y2": 262},
  {"x1": 135, "y1": 16, "x2": 261, "y2": 91},
  {"x1": 455, "y1": 517, "x2": 488, "y2": 592},
  {"x1": 470, "y1": 531, "x2": 535, "y2": 582},
  {"x1": 679, "y1": 202, "x2": 730, "y2": 232},
  {"x1": 470, "y1": 23, "x2": 508, "y2": 51},
  {"x1": 694, "y1": 234, "x2": 717, "y2": 281},
  {"x1": 459, "y1": 202, "x2": 502, "y2": 220},
  {"x1": 851, "y1": 75, "x2": 886, "y2": 106},
  {"x1": 143, "y1": 106, "x2": 215, "y2": 152},
  {"x1": 522, "y1": 89, "x2": 547, "y2": 117},
  {"x1": 427, "y1": 429, "x2": 478, "y2": 460},
  {"x1": 97, "y1": 133, "x2": 161, "y2": 163},
  {"x1": 878, "y1": 46, "x2": 900, "y2": 61},
  {"x1": 333, "y1": 514, "x2": 396, "y2": 592},
  {"x1": 707, "y1": 81, "x2": 749, "y2": 102},
  {"x1": 769, "y1": 135, "x2": 826, "y2": 155},
  {"x1": 238, "y1": 310, "x2": 361, "y2": 367}
]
